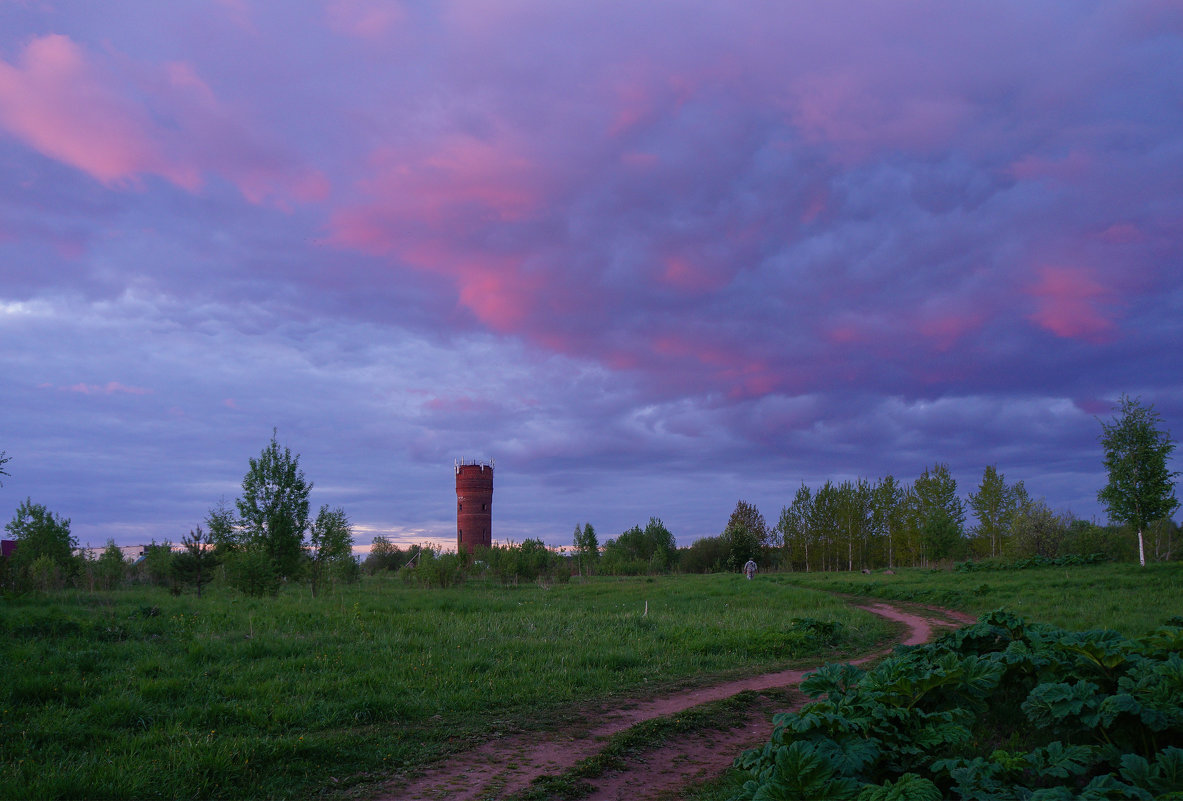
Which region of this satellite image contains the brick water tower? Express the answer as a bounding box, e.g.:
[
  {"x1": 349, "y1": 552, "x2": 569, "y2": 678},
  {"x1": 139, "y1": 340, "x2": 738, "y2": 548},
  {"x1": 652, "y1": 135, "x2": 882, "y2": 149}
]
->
[{"x1": 455, "y1": 459, "x2": 493, "y2": 553}]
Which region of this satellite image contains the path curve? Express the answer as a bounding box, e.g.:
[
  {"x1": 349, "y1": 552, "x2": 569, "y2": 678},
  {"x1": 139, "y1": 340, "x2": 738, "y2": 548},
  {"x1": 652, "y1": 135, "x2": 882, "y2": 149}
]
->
[{"x1": 379, "y1": 601, "x2": 975, "y2": 801}]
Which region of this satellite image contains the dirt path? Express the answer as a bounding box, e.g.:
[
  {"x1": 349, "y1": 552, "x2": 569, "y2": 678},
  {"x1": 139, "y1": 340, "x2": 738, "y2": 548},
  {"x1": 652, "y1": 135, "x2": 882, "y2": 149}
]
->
[{"x1": 379, "y1": 601, "x2": 974, "y2": 801}]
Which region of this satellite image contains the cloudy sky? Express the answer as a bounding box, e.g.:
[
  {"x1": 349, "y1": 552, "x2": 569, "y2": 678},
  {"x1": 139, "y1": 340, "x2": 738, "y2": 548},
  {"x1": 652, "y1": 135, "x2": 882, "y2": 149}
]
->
[{"x1": 1, "y1": 1, "x2": 1180, "y2": 551}]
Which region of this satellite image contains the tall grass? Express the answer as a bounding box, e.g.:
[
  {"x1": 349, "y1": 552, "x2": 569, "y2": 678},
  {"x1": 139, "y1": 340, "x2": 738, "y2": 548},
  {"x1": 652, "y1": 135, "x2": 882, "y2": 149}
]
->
[
  {"x1": 775, "y1": 561, "x2": 1183, "y2": 635},
  {"x1": 0, "y1": 573, "x2": 887, "y2": 799}
]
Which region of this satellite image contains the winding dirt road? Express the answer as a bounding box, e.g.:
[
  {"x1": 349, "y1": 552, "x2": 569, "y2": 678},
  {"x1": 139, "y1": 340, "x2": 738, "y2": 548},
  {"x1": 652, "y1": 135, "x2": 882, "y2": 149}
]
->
[{"x1": 379, "y1": 600, "x2": 975, "y2": 801}]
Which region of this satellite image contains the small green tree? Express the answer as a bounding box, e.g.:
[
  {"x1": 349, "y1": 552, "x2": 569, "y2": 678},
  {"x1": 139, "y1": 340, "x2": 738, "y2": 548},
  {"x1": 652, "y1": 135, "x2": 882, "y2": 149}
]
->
[
  {"x1": 723, "y1": 524, "x2": 761, "y2": 572},
  {"x1": 95, "y1": 540, "x2": 127, "y2": 590},
  {"x1": 1098, "y1": 395, "x2": 1179, "y2": 566},
  {"x1": 679, "y1": 535, "x2": 730, "y2": 573},
  {"x1": 363, "y1": 537, "x2": 404, "y2": 573},
  {"x1": 28, "y1": 554, "x2": 62, "y2": 592},
  {"x1": 236, "y1": 430, "x2": 311, "y2": 580},
  {"x1": 1011, "y1": 499, "x2": 1069, "y2": 559},
  {"x1": 872, "y1": 475, "x2": 906, "y2": 570},
  {"x1": 914, "y1": 464, "x2": 966, "y2": 564},
  {"x1": 724, "y1": 500, "x2": 769, "y2": 547},
  {"x1": 307, "y1": 505, "x2": 353, "y2": 597},
  {"x1": 205, "y1": 497, "x2": 239, "y2": 556},
  {"x1": 5, "y1": 498, "x2": 78, "y2": 590},
  {"x1": 968, "y1": 465, "x2": 1023, "y2": 559},
  {"x1": 778, "y1": 484, "x2": 815, "y2": 572},
  {"x1": 138, "y1": 540, "x2": 176, "y2": 588},
  {"x1": 173, "y1": 525, "x2": 219, "y2": 597},
  {"x1": 224, "y1": 547, "x2": 279, "y2": 597},
  {"x1": 573, "y1": 522, "x2": 599, "y2": 576}
]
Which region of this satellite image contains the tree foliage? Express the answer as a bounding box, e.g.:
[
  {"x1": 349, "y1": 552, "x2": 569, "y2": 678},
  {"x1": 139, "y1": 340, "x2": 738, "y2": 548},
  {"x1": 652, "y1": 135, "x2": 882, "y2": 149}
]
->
[
  {"x1": 173, "y1": 525, "x2": 219, "y2": 597},
  {"x1": 778, "y1": 484, "x2": 815, "y2": 571},
  {"x1": 224, "y1": 547, "x2": 280, "y2": 597},
  {"x1": 139, "y1": 540, "x2": 176, "y2": 588},
  {"x1": 4, "y1": 498, "x2": 78, "y2": 590},
  {"x1": 1098, "y1": 395, "x2": 1179, "y2": 566},
  {"x1": 573, "y1": 522, "x2": 599, "y2": 576},
  {"x1": 236, "y1": 430, "x2": 312, "y2": 579},
  {"x1": 679, "y1": 534, "x2": 730, "y2": 573},
  {"x1": 1010, "y1": 499, "x2": 1071, "y2": 560},
  {"x1": 94, "y1": 540, "x2": 127, "y2": 590},
  {"x1": 724, "y1": 523, "x2": 762, "y2": 572},
  {"x1": 602, "y1": 517, "x2": 677, "y2": 574},
  {"x1": 363, "y1": 537, "x2": 408, "y2": 574},
  {"x1": 307, "y1": 505, "x2": 353, "y2": 597},
  {"x1": 725, "y1": 500, "x2": 770, "y2": 546},
  {"x1": 914, "y1": 464, "x2": 967, "y2": 563},
  {"x1": 967, "y1": 466, "x2": 1026, "y2": 559},
  {"x1": 205, "y1": 497, "x2": 239, "y2": 556}
]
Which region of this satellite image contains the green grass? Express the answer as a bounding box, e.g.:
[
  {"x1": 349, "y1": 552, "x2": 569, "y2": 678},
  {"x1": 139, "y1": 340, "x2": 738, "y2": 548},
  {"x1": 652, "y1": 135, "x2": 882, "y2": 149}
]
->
[
  {"x1": 770, "y1": 561, "x2": 1183, "y2": 635},
  {"x1": 0, "y1": 574, "x2": 889, "y2": 800}
]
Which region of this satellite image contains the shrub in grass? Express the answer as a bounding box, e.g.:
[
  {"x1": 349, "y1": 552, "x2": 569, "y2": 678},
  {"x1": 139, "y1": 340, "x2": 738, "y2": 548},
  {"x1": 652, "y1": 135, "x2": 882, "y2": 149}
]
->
[{"x1": 224, "y1": 548, "x2": 280, "y2": 596}]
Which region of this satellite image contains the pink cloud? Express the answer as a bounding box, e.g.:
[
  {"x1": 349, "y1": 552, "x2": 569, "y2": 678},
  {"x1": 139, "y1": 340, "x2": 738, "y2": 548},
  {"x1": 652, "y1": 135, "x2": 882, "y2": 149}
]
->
[
  {"x1": 0, "y1": 35, "x2": 325, "y2": 207},
  {"x1": 331, "y1": 136, "x2": 542, "y2": 254},
  {"x1": 423, "y1": 395, "x2": 496, "y2": 413},
  {"x1": 660, "y1": 255, "x2": 729, "y2": 293},
  {"x1": 0, "y1": 34, "x2": 200, "y2": 189},
  {"x1": 327, "y1": 0, "x2": 407, "y2": 40},
  {"x1": 1092, "y1": 222, "x2": 1144, "y2": 244},
  {"x1": 454, "y1": 261, "x2": 538, "y2": 331},
  {"x1": 786, "y1": 69, "x2": 971, "y2": 162},
  {"x1": 328, "y1": 136, "x2": 552, "y2": 329},
  {"x1": 61, "y1": 382, "x2": 152, "y2": 396},
  {"x1": 827, "y1": 324, "x2": 865, "y2": 345},
  {"x1": 1026, "y1": 265, "x2": 1119, "y2": 342},
  {"x1": 913, "y1": 306, "x2": 987, "y2": 352},
  {"x1": 1072, "y1": 397, "x2": 1112, "y2": 417},
  {"x1": 1007, "y1": 149, "x2": 1093, "y2": 183},
  {"x1": 621, "y1": 151, "x2": 659, "y2": 170}
]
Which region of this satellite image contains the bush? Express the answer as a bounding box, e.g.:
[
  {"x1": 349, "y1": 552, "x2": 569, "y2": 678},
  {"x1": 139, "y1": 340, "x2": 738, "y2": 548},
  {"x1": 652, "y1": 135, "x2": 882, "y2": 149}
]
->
[
  {"x1": 334, "y1": 556, "x2": 362, "y2": 584},
  {"x1": 402, "y1": 548, "x2": 466, "y2": 589},
  {"x1": 363, "y1": 537, "x2": 407, "y2": 574},
  {"x1": 224, "y1": 548, "x2": 280, "y2": 596},
  {"x1": 94, "y1": 541, "x2": 127, "y2": 590},
  {"x1": 134, "y1": 541, "x2": 176, "y2": 588},
  {"x1": 679, "y1": 535, "x2": 730, "y2": 574}
]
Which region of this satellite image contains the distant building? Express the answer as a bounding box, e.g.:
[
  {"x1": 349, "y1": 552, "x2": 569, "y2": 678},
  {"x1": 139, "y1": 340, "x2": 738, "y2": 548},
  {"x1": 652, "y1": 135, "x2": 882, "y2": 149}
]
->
[
  {"x1": 455, "y1": 459, "x2": 494, "y2": 554},
  {"x1": 75, "y1": 544, "x2": 152, "y2": 562},
  {"x1": 1, "y1": 539, "x2": 16, "y2": 559}
]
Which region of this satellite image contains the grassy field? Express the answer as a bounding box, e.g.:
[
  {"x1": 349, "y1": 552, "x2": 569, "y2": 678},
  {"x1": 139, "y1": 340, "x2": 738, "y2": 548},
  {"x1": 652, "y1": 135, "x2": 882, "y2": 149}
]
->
[
  {"x1": 0, "y1": 574, "x2": 890, "y2": 800},
  {"x1": 774, "y1": 561, "x2": 1183, "y2": 634}
]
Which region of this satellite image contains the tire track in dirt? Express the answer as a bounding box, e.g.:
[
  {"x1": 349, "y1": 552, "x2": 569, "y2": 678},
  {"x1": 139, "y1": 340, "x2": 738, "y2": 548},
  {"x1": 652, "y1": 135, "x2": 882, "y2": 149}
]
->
[{"x1": 379, "y1": 601, "x2": 974, "y2": 801}]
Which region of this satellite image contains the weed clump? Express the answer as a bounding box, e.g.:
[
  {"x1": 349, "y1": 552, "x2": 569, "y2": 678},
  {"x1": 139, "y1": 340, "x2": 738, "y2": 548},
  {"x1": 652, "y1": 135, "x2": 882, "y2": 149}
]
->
[{"x1": 734, "y1": 610, "x2": 1183, "y2": 799}]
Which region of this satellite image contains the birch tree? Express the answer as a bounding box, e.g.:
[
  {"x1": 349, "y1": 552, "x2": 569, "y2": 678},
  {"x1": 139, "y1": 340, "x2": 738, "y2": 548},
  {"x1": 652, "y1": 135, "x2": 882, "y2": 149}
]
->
[{"x1": 1098, "y1": 395, "x2": 1179, "y2": 566}]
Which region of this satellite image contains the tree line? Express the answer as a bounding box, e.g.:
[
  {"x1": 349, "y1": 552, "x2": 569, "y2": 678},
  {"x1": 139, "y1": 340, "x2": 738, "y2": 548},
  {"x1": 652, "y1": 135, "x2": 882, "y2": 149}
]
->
[
  {"x1": 2, "y1": 397, "x2": 1178, "y2": 591},
  {"x1": 1, "y1": 431, "x2": 358, "y2": 596}
]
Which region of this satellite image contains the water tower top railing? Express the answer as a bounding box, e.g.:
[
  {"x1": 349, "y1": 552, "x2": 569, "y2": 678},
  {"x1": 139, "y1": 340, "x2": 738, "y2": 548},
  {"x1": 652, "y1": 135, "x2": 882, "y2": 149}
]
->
[{"x1": 455, "y1": 458, "x2": 495, "y2": 474}]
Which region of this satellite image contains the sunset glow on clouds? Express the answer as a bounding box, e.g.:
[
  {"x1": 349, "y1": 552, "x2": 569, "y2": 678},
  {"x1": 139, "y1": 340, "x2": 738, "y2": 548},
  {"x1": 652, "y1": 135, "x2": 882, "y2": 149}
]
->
[{"x1": 1, "y1": 1, "x2": 1180, "y2": 548}]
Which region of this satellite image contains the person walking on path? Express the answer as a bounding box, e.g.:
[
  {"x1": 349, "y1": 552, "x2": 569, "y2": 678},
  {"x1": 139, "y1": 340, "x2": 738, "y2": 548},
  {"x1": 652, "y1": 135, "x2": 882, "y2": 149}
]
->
[{"x1": 743, "y1": 559, "x2": 757, "y2": 580}]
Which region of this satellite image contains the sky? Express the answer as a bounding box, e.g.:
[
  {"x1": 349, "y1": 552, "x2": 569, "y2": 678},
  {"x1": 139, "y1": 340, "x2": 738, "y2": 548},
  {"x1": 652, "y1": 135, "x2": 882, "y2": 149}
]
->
[{"x1": 1, "y1": 1, "x2": 1181, "y2": 552}]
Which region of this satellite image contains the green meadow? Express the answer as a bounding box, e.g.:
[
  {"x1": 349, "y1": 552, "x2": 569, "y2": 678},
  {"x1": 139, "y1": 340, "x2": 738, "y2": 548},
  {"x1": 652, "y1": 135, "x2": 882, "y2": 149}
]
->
[
  {"x1": 0, "y1": 574, "x2": 889, "y2": 800},
  {"x1": 777, "y1": 560, "x2": 1183, "y2": 635}
]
